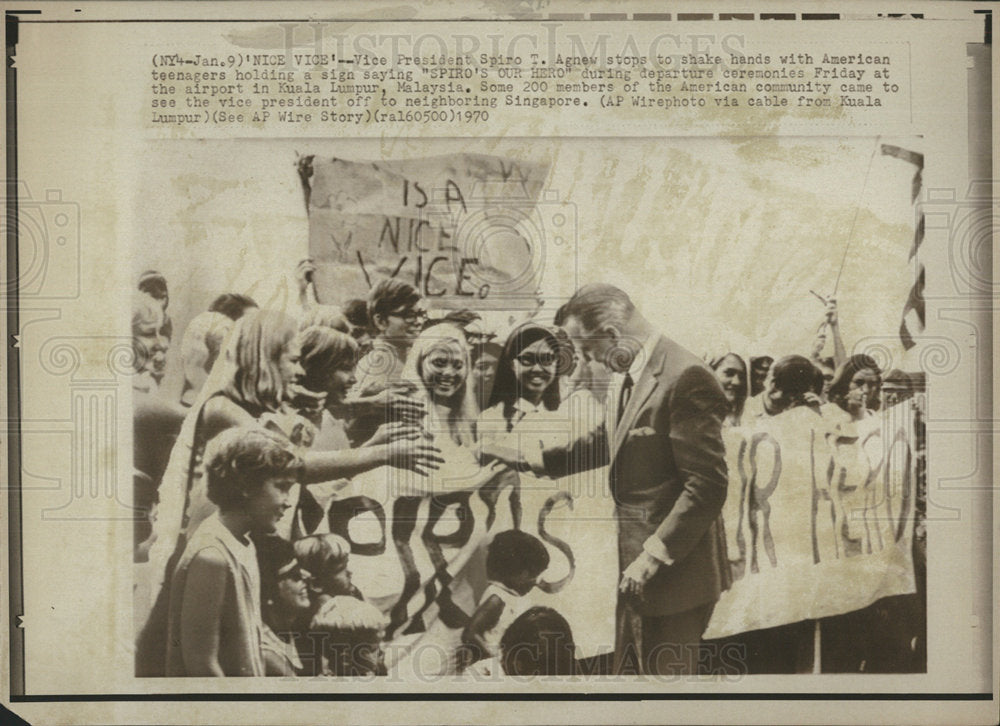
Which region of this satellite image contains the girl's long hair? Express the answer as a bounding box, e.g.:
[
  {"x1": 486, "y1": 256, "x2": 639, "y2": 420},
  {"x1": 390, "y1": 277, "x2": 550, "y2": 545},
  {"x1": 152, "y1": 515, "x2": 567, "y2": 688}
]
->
[
  {"x1": 221, "y1": 309, "x2": 298, "y2": 413},
  {"x1": 401, "y1": 323, "x2": 478, "y2": 446},
  {"x1": 710, "y1": 352, "x2": 749, "y2": 425},
  {"x1": 488, "y1": 323, "x2": 564, "y2": 413},
  {"x1": 828, "y1": 354, "x2": 882, "y2": 413}
]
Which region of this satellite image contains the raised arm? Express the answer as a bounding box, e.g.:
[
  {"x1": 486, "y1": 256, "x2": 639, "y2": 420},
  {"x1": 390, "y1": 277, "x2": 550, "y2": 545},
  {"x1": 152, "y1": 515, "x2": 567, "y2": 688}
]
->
[
  {"x1": 295, "y1": 258, "x2": 320, "y2": 309},
  {"x1": 811, "y1": 296, "x2": 847, "y2": 368},
  {"x1": 826, "y1": 297, "x2": 847, "y2": 368}
]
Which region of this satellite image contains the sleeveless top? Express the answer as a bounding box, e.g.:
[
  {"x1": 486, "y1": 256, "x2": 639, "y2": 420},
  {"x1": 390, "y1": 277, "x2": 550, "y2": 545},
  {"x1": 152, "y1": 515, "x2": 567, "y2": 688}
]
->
[
  {"x1": 165, "y1": 512, "x2": 265, "y2": 676},
  {"x1": 261, "y1": 625, "x2": 305, "y2": 676}
]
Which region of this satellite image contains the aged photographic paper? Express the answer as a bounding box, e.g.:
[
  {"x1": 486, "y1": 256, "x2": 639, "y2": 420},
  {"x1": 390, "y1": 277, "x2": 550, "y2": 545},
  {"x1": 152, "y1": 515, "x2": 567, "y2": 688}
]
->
[{"x1": 2, "y1": 2, "x2": 995, "y2": 724}]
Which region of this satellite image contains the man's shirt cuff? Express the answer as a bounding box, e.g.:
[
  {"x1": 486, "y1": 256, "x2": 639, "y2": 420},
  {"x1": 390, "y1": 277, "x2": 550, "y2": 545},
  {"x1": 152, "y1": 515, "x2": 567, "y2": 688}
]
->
[{"x1": 643, "y1": 536, "x2": 674, "y2": 565}]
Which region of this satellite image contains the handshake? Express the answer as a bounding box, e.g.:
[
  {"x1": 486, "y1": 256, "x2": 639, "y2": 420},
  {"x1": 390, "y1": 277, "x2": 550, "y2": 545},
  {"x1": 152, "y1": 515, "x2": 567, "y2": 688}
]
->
[{"x1": 475, "y1": 438, "x2": 530, "y2": 472}]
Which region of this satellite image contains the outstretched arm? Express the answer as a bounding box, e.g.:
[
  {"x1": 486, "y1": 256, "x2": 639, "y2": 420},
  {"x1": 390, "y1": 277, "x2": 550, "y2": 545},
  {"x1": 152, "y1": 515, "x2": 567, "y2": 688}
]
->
[
  {"x1": 478, "y1": 411, "x2": 609, "y2": 480},
  {"x1": 203, "y1": 394, "x2": 444, "y2": 482},
  {"x1": 340, "y1": 384, "x2": 425, "y2": 424},
  {"x1": 302, "y1": 439, "x2": 445, "y2": 483}
]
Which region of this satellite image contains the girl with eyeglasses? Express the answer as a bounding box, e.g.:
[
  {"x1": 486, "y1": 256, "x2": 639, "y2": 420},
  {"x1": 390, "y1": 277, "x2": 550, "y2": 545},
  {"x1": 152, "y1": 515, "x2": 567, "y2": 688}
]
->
[{"x1": 481, "y1": 323, "x2": 565, "y2": 432}]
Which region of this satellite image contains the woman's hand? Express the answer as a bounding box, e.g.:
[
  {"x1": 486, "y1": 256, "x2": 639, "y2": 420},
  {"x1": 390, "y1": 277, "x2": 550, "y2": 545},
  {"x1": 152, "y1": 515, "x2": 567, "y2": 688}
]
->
[
  {"x1": 282, "y1": 384, "x2": 326, "y2": 431},
  {"x1": 802, "y1": 391, "x2": 824, "y2": 408},
  {"x1": 345, "y1": 383, "x2": 425, "y2": 423},
  {"x1": 386, "y1": 439, "x2": 445, "y2": 476},
  {"x1": 363, "y1": 421, "x2": 423, "y2": 448}
]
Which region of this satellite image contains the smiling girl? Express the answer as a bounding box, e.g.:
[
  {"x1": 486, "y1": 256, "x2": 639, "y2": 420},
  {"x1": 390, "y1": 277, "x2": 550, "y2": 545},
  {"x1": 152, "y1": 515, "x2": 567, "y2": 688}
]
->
[
  {"x1": 710, "y1": 353, "x2": 749, "y2": 427},
  {"x1": 402, "y1": 324, "x2": 479, "y2": 447},
  {"x1": 481, "y1": 323, "x2": 564, "y2": 431}
]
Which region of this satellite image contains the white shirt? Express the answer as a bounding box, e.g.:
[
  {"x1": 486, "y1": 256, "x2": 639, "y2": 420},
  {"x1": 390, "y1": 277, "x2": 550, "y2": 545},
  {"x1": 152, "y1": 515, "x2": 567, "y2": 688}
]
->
[
  {"x1": 509, "y1": 397, "x2": 544, "y2": 428},
  {"x1": 742, "y1": 392, "x2": 767, "y2": 421},
  {"x1": 608, "y1": 333, "x2": 659, "y2": 439}
]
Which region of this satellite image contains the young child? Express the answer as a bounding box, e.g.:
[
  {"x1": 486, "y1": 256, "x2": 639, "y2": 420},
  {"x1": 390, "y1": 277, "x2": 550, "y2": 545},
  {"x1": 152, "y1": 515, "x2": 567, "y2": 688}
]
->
[
  {"x1": 311, "y1": 595, "x2": 388, "y2": 676},
  {"x1": 293, "y1": 533, "x2": 364, "y2": 608},
  {"x1": 291, "y1": 533, "x2": 366, "y2": 675},
  {"x1": 255, "y1": 534, "x2": 312, "y2": 676},
  {"x1": 501, "y1": 606, "x2": 577, "y2": 676},
  {"x1": 461, "y1": 529, "x2": 550, "y2": 668},
  {"x1": 165, "y1": 426, "x2": 302, "y2": 676}
]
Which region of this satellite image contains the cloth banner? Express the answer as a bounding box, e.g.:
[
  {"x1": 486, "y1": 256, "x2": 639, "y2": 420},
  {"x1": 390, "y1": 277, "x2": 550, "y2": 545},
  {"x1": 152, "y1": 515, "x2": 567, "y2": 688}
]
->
[
  {"x1": 705, "y1": 402, "x2": 918, "y2": 639},
  {"x1": 301, "y1": 154, "x2": 551, "y2": 309},
  {"x1": 310, "y1": 437, "x2": 616, "y2": 676}
]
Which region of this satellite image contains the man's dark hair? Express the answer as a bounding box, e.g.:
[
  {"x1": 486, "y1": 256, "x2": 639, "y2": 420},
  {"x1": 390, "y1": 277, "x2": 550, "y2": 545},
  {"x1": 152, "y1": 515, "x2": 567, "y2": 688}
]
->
[
  {"x1": 770, "y1": 355, "x2": 820, "y2": 405},
  {"x1": 342, "y1": 298, "x2": 370, "y2": 329},
  {"x1": 811, "y1": 363, "x2": 826, "y2": 395},
  {"x1": 553, "y1": 303, "x2": 569, "y2": 327},
  {"x1": 440, "y1": 308, "x2": 481, "y2": 328},
  {"x1": 138, "y1": 270, "x2": 169, "y2": 304},
  {"x1": 209, "y1": 293, "x2": 259, "y2": 321},
  {"x1": 367, "y1": 279, "x2": 421, "y2": 326}
]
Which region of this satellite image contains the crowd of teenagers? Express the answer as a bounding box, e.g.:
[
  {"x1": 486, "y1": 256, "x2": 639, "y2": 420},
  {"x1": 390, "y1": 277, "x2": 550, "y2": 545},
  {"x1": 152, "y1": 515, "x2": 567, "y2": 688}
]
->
[{"x1": 132, "y1": 263, "x2": 925, "y2": 678}]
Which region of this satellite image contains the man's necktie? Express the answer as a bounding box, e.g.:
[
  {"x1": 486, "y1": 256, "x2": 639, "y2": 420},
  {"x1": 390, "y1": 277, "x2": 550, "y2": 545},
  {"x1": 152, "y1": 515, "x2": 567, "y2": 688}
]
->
[{"x1": 617, "y1": 372, "x2": 634, "y2": 424}]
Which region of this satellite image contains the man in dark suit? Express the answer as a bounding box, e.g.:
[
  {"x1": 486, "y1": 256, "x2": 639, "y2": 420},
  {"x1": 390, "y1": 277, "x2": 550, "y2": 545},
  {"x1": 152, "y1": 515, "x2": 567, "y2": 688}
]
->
[{"x1": 536, "y1": 283, "x2": 730, "y2": 675}]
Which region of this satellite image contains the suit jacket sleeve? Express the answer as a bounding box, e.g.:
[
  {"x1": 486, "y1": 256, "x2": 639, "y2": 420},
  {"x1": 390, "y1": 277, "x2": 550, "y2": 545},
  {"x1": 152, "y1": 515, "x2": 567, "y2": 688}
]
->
[
  {"x1": 651, "y1": 364, "x2": 729, "y2": 564},
  {"x1": 535, "y1": 420, "x2": 610, "y2": 479}
]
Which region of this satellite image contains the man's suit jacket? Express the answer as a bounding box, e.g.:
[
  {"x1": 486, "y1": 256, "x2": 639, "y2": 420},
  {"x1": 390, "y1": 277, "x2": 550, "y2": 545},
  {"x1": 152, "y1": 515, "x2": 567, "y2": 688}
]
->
[{"x1": 541, "y1": 335, "x2": 732, "y2": 618}]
